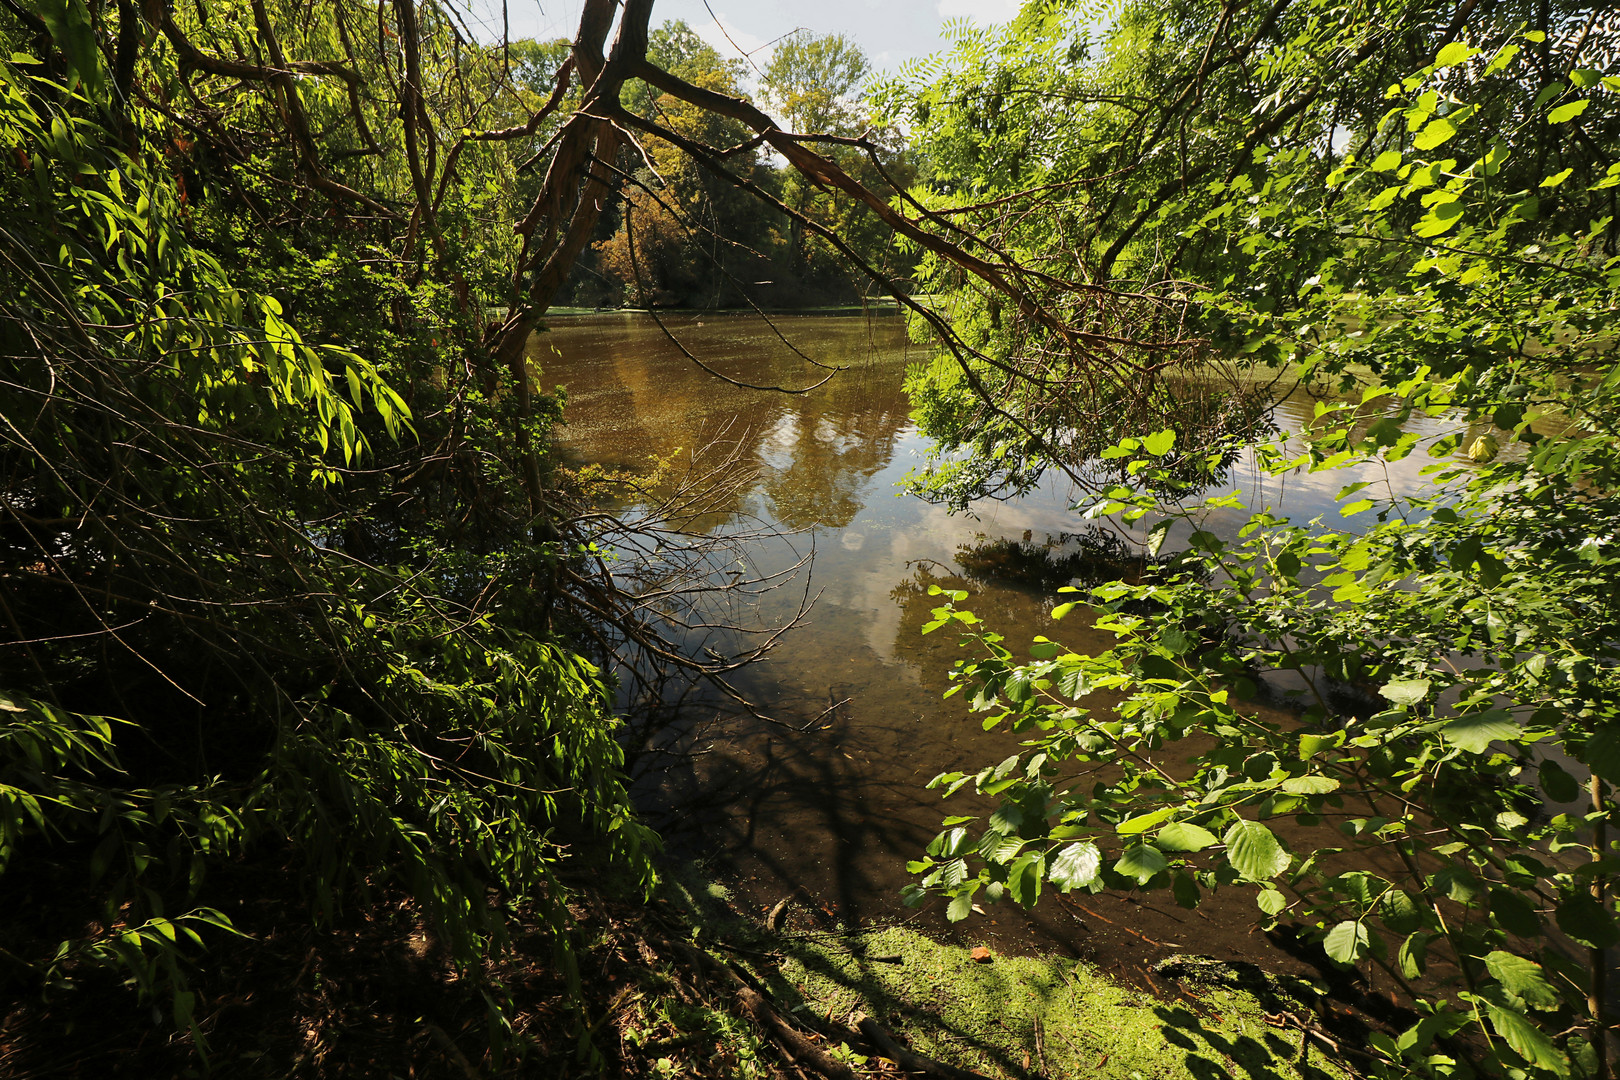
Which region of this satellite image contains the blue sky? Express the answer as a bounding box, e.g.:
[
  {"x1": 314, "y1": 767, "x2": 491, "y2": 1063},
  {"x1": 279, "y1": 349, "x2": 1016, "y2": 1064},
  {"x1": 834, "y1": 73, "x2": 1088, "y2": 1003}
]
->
[{"x1": 456, "y1": 0, "x2": 1025, "y2": 78}]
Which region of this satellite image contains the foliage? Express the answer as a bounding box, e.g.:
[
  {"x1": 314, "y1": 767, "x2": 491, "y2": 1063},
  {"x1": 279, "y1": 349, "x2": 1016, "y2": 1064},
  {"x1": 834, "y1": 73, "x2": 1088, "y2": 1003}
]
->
[
  {"x1": 878, "y1": 0, "x2": 1618, "y2": 509},
  {"x1": 596, "y1": 21, "x2": 788, "y2": 307},
  {"x1": 902, "y1": 7, "x2": 1620, "y2": 1079},
  {"x1": 764, "y1": 30, "x2": 870, "y2": 138},
  {"x1": 592, "y1": 22, "x2": 916, "y2": 308},
  {"x1": 0, "y1": 2, "x2": 657, "y2": 1061}
]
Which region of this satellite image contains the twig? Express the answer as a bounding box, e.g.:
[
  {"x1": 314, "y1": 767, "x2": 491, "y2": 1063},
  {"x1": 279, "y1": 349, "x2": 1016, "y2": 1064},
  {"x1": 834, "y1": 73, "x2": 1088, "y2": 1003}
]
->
[{"x1": 854, "y1": 1016, "x2": 996, "y2": 1080}]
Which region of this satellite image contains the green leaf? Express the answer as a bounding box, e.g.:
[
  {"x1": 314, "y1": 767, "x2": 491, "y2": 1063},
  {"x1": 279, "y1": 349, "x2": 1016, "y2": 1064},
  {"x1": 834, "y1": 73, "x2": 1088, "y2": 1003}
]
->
[
  {"x1": 1485, "y1": 43, "x2": 1521, "y2": 75},
  {"x1": 1413, "y1": 199, "x2": 1465, "y2": 237},
  {"x1": 1114, "y1": 844, "x2": 1168, "y2": 885},
  {"x1": 1141, "y1": 429, "x2": 1176, "y2": 457},
  {"x1": 1539, "y1": 759, "x2": 1581, "y2": 804},
  {"x1": 34, "y1": 0, "x2": 104, "y2": 95},
  {"x1": 1224, "y1": 819, "x2": 1288, "y2": 881},
  {"x1": 1556, "y1": 895, "x2": 1620, "y2": 949},
  {"x1": 1370, "y1": 150, "x2": 1402, "y2": 172},
  {"x1": 1380, "y1": 679, "x2": 1430, "y2": 706},
  {"x1": 1048, "y1": 842, "x2": 1101, "y2": 891},
  {"x1": 1443, "y1": 710, "x2": 1522, "y2": 754},
  {"x1": 1117, "y1": 806, "x2": 1176, "y2": 836},
  {"x1": 1489, "y1": 888, "x2": 1543, "y2": 937},
  {"x1": 988, "y1": 804, "x2": 1024, "y2": 835},
  {"x1": 1484, "y1": 1003, "x2": 1569, "y2": 1075},
  {"x1": 1158, "y1": 822, "x2": 1219, "y2": 852},
  {"x1": 1008, "y1": 852, "x2": 1044, "y2": 907},
  {"x1": 1363, "y1": 416, "x2": 1406, "y2": 447},
  {"x1": 1399, "y1": 932, "x2": 1429, "y2": 979},
  {"x1": 1434, "y1": 41, "x2": 1480, "y2": 68},
  {"x1": 1258, "y1": 889, "x2": 1287, "y2": 916},
  {"x1": 1367, "y1": 184, "x2": 1402, "y2": 211},
  {"x1": 1484, "y1": 951, "x2": 1559, "y2": 1010},
  {"x1": 1547, "y1": 99, "x2": 1589, "y2": 124},
  {"x1": 1381, "y1": 889, "x2": 1424, "y2": 934},
  {"x1": 1299, "y1": 732, "x2": 1340, "y2": 758},
  {"x1": 1413, "y1": 117, "x2": 1459, "y2": 151},
  {"x1": 1323, "y1": 920, "x2": 1372, "y2": 965},
  {"x1": 1172, "y1": 871, "x2": 1201, "y2": 909},
  {"x1": 946, "y1": 889, "x2": 977, "y2": 922},
  {"x1": 1281, "y1": 776, "x2": 1340, "y2": 795},
  {"x1": 981, "y1": 833, "x2": 1025, "y2": 866}
]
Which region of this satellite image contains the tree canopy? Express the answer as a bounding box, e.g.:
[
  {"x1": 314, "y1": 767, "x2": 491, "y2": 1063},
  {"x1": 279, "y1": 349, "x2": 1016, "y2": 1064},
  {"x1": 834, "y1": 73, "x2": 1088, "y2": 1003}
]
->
[{"x1": 893, "y1": 2, "x2": 1620, "y2": 1076}]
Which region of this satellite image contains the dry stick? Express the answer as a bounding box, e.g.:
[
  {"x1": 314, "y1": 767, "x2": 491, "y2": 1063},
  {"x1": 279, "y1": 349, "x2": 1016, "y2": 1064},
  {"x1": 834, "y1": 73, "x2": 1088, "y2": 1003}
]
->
[
  {"x1": 854, "y1": 1016, "x2": 995, "y2": 1080},
  {"x1": 1056, "y1": 894, "x2": 1178, "y2": 949},
  {"x1": 671, "y1": 944, "x2": 855, "y2": 1080}
]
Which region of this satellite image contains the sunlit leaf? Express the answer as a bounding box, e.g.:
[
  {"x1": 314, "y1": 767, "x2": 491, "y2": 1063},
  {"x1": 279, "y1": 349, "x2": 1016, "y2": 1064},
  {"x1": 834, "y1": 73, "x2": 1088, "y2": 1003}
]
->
[
  {"x1": 1323, "y1": 921, "x2": 1372, "y2": 964},
  {"x1": 1114, "y1": 844, "x2": 1168, "y2": 885},
  {"x1": 1158, "y1": 822, "x2": 1219, "y2": 852},
  {"x1": 1224, "y1": 819, "x2": 1288, "y2": 881},
  {"x1": 1048, "y1": 842, "x2": 1101, "y2": 892},
  {"x1": 1484, "y1": 1003, "x2": 1569, "y2": 1075}
]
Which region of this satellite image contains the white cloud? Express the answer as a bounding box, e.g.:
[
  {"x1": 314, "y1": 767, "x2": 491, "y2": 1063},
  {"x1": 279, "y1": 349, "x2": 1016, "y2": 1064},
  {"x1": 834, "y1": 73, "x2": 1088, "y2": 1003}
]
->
[{"x1": 935, "y1": 0, "x2": 1022, "y2": 26}]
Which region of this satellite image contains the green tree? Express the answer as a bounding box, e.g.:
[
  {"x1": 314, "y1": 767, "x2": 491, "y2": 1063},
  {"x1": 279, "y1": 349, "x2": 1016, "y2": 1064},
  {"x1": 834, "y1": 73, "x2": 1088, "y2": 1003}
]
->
[
  {"x1": 764, "y1": 30, "x2": 870, "y2": 136},
  {"x1": 878, "y1": 0, "x2": 1619, "y2": 509},
  {"x1": 895, "y1": 3, "x2": 1620, "y2": 1077},
  {"x1": 0, "y1": 22, "x2": 656, "y2": 1057},
  {"x1": 757, "y1": 30, "x2": 916, "y2": 295},
  {"x1": 597, "y1": 20, "x2": 787, "y2": 306}
]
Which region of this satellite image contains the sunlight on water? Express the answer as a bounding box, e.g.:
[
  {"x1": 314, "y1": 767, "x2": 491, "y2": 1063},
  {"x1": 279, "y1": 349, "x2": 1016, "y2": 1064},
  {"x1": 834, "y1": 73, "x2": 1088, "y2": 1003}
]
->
[{"x1": 534, "y1": 311, "x2": 1487, "y2": 959}]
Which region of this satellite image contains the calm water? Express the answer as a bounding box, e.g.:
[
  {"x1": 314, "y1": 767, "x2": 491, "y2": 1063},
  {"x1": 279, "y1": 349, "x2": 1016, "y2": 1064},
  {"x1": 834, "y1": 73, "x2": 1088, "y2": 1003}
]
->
[{"x1": 532, "y1": 311, "x2": 1475, "y2": 970}]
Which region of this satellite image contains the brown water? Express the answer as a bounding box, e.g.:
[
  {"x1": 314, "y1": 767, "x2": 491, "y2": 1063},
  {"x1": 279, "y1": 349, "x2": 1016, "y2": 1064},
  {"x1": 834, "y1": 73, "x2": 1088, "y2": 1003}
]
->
[{"x1": 533, "y1": 311, "x2": 1476, "y2": 983}]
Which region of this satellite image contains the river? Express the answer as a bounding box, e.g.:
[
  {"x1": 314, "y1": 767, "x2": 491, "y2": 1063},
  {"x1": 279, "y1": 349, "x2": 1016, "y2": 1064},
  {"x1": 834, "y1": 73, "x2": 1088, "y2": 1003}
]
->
[{"x1": 531, "y1": 310, "x2": 1477, "y2": 981}]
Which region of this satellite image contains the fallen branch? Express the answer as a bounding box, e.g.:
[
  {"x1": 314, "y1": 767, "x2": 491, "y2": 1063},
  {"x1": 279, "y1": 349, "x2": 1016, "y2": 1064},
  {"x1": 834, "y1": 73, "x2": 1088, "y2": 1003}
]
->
[
  {"x1": 855, "y1": 1015, "x2": 997, "y2": 1080},
  {"x1": 672, "y1": 942, "x2": 855, "y2": 1080}
]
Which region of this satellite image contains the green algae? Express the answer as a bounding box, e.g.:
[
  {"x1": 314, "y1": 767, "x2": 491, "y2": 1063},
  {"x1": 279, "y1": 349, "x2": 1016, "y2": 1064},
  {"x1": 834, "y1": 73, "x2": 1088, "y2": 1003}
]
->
[
  {"x1": 766, "y1": 924, "x2": 1347, "y2": 1080},
  {"x1": 657, "y1": 872, "x2": 1348, "y2": 1080}
]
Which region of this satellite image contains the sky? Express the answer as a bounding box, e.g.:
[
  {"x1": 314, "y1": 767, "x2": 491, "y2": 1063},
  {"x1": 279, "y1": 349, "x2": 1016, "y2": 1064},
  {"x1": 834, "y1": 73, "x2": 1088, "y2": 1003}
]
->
[{"x1": 455, "y1": 0, "x2": 1024, "y2": 78}]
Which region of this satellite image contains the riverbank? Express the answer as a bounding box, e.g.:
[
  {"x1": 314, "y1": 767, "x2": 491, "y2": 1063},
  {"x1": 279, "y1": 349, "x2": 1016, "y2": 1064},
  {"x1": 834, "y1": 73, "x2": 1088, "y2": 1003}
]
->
[
  {"x1": 670, "y1": 871, "x2": 1352, "y2": 1080},
  {"x1": 0, "y1": 847, "x2": 1354, "y2": 1079}
]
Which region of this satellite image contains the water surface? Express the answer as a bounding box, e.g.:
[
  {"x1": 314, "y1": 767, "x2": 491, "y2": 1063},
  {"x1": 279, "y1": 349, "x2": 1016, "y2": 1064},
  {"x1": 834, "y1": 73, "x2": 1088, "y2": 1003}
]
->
[{"x1": 534, "y1": 311, "x2": 1472, "y2": 975}]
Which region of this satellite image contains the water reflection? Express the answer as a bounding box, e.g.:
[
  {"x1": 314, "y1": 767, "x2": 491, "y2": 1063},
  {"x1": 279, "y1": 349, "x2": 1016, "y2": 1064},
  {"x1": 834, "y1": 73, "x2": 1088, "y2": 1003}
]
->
[
  {"x1": 533, "y1": 313, "x2": 916, "y2": 534},
  {"x1": 537, "y1": 312, "x2": 1484, "y2": 964},
  {"x1": 954, "y1": 527, "x2": 1162, "y2": 593}
]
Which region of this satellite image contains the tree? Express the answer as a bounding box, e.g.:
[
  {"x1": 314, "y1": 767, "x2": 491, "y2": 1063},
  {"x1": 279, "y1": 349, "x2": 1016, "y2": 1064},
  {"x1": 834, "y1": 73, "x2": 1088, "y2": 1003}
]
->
[
  {"x1": 877, "y1": 0, "x2": 1620, "y2": 508},
  {"x1": 595, "y1": 20, "x2": 788, "y2": 306},
  {"x1": 0, "y1": 0, "x2": 1127, "y2": 1064},
  {"x1": 894, "y1": 2, "x2": 1620, "y2": 1076},
  {"x1": 0, "y1": 1, "x2": 671, "y2": 1054},
  {"x1": 764, "y1": 30, "x2": 871, "y2": 136}
]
